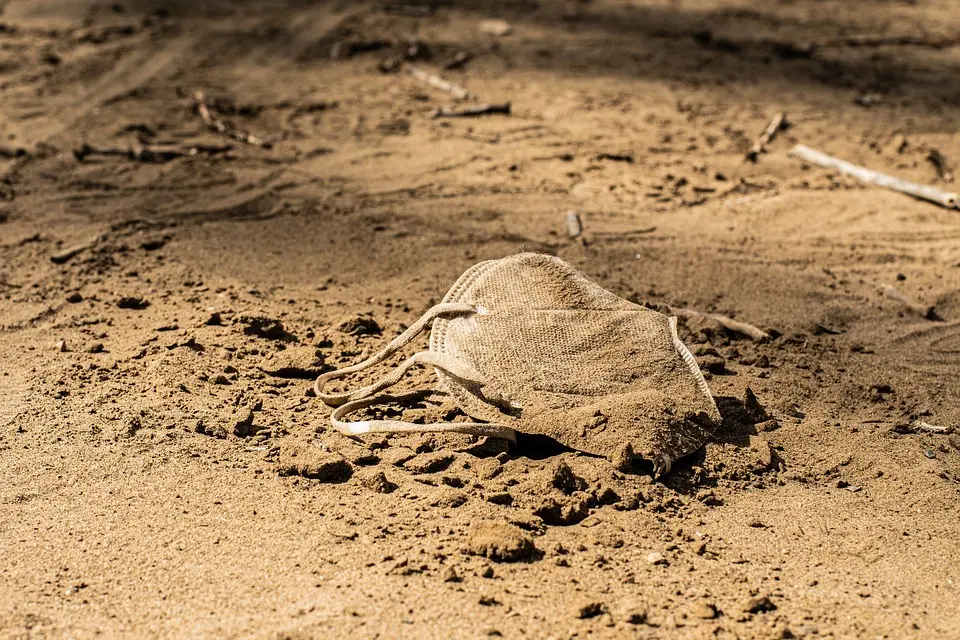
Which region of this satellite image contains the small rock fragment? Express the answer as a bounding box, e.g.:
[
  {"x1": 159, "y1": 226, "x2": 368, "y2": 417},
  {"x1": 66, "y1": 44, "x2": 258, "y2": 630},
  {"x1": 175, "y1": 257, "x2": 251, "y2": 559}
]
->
[
  {"x1": 748, "y1": 436, "x2": 775, "y2": 472},
  {"x1": 478, "y1": 18, "x2": 512, "y2": 37},
  {"x1": 442, "y1": 566, "x2": 461, "y2": 583},
  {"x1": 575, "y1": 601, "x2": 605, "y2": 619},
  {"x1": 547, "y1": 459, "x2": 587, "y2": 495},
  {"x1": 358, "y1": 469, "x2": 397, "y2": 493},
  {"x1": 337, "y1": 315, "x2": 382, "y2": 336},
  {"x1": 55, "y1": 339, "x2": 68, "y2": 352},
  {"x1": 645, "y1": 551, "x2": 667, "y2": 565},
  {"x1": 381, "y1": 447, "x2": 416, "y2": 467},
  {"x1": 534, "y1": 494, "x2": 592, "y2": 526},
  {"x1": 231, "y1": 408, "x2": 260, "y2": 437},
  {"x1": 117, "y1": 296, "x2": 150, "y2": 310},
  {"x1": 744, "y1": 387, "x2": 769, "y2": 422},
  {"x1": 699, "y1": 355, "x2": 728, "y2": 375},
  {"x1": 744, "y1": 595, "x2": 777, "y2": 614},
  {"x1": 404, "y1": 451, "x2": 455, "y2": 474},
  {"x1": 430, "y1": 488, "x2": 468, "y2": 508},
  {"x1": 242, "y1": 316, "x2": 296, "y2": 341},
  {"x1": 66, "y1": 292, "x2": 83, "y2": 303},
  {"x1": 464, "y1": 521, "x2": 535, "y2": 562},
  {"x1": 51, "y1": 240, "x2": 95, "y2": 264},
  {"x1": 594, "y1": 485, "x2": 621, "y2": 505},
  {"x1": 140, "y1": 237, "x2": 167, "y2": 251},
  {"x1": 755, "y1": 419, "x2": 781, "y2": 432},
  {"x1": 473, "y1": 457, "x2": 502, "y2": 480},
  {"x1": 278, "y1": 440, "x2": 353, "y2": 482},
  {"x1": 621, "y1": 603, "x2": 648, "y2": 625},
  {"x1": 195, "y1": 420, "x2": 227, "y2": 439},
  {"x1": 259, "y1": 346, "x2": 325, "y2": 378},
  {"x1": 693, "y1": 602, "x2": 718, "y2": 619},
  {"x1": 486, "y1": 492, "x2": 514, "y2": 506}
]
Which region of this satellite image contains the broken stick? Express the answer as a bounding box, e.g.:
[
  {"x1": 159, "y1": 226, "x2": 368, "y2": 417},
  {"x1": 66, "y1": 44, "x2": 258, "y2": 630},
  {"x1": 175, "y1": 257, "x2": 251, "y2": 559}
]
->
[
  {"x1": 882, "y1": 285, "x2": 941, "y2": 321},
  {"x1": 746, "y1": 112, "x2": 788, "y2": 162},
  {"x1": 913, "y1": 420, "x2": 953, "y2": 435},
  {"x1": 51, "y1": 236, "x2": 100, "y2": 264},
  {"x1": 406, "y1": 65, "x2": 471, "y2": 100},
  {"x1": 671, "y1": 307, "x2": 771, "y2": 341},
  {"x1": 565, "y1": 211, "x2": 583, "y2": 239},
  {"x1": 0, "y1": 145, "x2": 27, "y2": 159},
  {"x1": 193, "y1": 91, "x2": 272, "y2": 148},
  {"x1": 74, "y1": 142, "x2": 232, "y2": 163},
  {"x1": 433, "y1": 103, "x2": 510, "y2": 118},
  {"x1": 926, "y1": 149, "x2": 954, "y2": 183},
  {"x1": 790, "y1": 144, "x2": 958, "y2": 209}
]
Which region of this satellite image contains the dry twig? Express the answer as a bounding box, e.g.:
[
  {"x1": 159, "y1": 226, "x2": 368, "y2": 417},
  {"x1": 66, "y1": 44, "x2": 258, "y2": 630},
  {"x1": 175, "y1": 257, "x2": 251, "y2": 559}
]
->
[
  {"x1": 926, "y1": 149, "x2": 954, "y2": 183},
  {"x1": 882, "y1": 285, "x2": 942, "y2": 321},
  {"x1": 407, "y1": 65, "x2": 471, "y2": 100},
  {"x1": 433, "y1": 103, "x2": 510, "y2": 118},
  {"x1": 0, "y1": 145, "x2": 27, "y2": 159},
  {"x1": 51, "y1": 236, "x2": 100, "y2": 264},
  {"x1": 790, "y1": 144, "x2": 958, "y2": 209},
  {"x1": 565, "y1": 211, "x2": 583, "y2": 239},
  {"x1": 746, "y1": 112, "x2": 788, "y2": 162},
  {"x1": 193, "y1": 91, "x2": 272, "y2": 148},
  {"x1": 671, "y1": 307, "x2": 771, "y2": 341},
  {"x1": 913, "y1": 420, "x2": 953, "y2": 435},
  {"x1": 74, "y1": 142, "x2": 232, "y2": 163}
]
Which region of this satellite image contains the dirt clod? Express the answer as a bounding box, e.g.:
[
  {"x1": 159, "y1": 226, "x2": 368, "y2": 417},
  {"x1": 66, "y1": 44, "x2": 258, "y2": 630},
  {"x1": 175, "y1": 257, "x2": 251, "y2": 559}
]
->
[
  {"x1": 745, "y1": 596, "x2": 777, "y2": 614},
  {"x1": 533, "y1": 494, "x2": 592, "y2": 526},
  {"x1": 277, "y1": 441, "x2": 353, "y2": 482},
  {"x1": 547, "y1": 459, "x2": 587, "y2": 495},
  {"x1": 358, "y1": 469, "x2": 397, "y2": 493},
  {"x1": 337, "y1": 315, "x2": 382, "y2": 336},
  {"x1": 464, "y1": 522, "x2": 536, "y2": 562},
  {"x1": 404, "y1": 452, "x2": 455, "y2": 474},
  {"x1": 575, "y1": 601, "x2": 605, "y2": 619},
  {"x1": 117, "y1": 296, "x2": 150, "y2": 310}
]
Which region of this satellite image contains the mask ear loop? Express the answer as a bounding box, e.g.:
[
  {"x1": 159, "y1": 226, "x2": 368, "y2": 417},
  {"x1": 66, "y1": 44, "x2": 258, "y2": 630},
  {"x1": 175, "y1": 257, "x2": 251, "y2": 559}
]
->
[
  {"x1": 315, "y1": 302, "x2": 474, "y2": 405},
  {"x1": 330, "y1": 393, "x2": 517, "y2": 442},
  {"x1": 315, "y1": 303, "x2": 517, "y2": 442}
]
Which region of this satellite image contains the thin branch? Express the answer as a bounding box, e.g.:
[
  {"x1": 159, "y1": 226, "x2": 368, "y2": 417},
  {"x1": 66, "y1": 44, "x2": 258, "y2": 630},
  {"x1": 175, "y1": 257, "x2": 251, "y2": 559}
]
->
[
  {"x1": 746, "y1": 112, "x2": 788, "y2": 162},
  {"x1": 882, "y1": 285, "x2": 942, "y2": 321},
  {"x1": 566, "y1": 211, "x2": 583, "y2": 239},
  {"x1": 74, "y1": 142, "x2": 233, "y2": 163},
  {"x1": 790, "y1": 144, "x2": 958, "y2": 209},
  {"x1": 406, "y1": 65, "x2": 471, "y2": 100},
  {"x1": 671, "y1": 307, "x2": 771, "y2": 341},
  {"x1": 193, "y1": 91, "x2": 272, "y2": 148},
  {"x1": 927, "y1": 148, "x2": 954, "y2": 183},
  {"x1": 433, "y1": 103, "x2": 510, "y2": 118}
]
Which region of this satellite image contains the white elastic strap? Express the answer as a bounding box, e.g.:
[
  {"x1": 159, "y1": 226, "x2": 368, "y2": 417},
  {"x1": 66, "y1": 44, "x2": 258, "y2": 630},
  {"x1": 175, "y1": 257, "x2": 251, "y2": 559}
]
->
[
  {"x1": 315, "y1": 302, "x2": 475, "y2": 405},
  {"x1": 315, "y1": 302, "x2": 516, "y2": 442},
  {"x1": 331, "y1": 394, "x2": 517, "y2": 442},
  {"x1": 669, "y1": 315, "x2": 721, "y2": 423}
]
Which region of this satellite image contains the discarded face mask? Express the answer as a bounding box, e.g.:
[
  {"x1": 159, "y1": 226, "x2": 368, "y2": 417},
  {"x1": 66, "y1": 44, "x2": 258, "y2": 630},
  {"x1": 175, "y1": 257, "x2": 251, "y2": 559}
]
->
[{"x1": 315, "y1": 253, "x2": 721, "y2": 476}]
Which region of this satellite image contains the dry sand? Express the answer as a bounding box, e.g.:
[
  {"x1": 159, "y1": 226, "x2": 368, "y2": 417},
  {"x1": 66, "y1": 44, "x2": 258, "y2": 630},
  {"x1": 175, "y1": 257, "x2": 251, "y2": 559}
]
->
[{"x1": 1, "y1": 0, "x2": 959, "y2": 638}]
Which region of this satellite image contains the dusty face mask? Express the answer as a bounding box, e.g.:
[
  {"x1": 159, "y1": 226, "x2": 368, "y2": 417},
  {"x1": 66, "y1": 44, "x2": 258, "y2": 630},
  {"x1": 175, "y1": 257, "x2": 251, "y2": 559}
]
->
[{"x1": 315, "y1": 253, "x2": 721, "y2": 476}]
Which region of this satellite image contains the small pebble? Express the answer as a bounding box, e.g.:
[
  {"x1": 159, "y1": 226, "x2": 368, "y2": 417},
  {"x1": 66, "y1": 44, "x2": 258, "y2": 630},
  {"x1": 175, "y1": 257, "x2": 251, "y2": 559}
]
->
[{"x1": 575, "y1": 601, "x2": 605, "y2": 619}]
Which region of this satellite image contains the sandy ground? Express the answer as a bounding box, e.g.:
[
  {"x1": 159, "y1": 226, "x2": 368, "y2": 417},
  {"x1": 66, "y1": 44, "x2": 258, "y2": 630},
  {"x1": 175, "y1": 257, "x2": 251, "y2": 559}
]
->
[{"x1": 2, "y1": 0, "x2": 960, "y2": 638}]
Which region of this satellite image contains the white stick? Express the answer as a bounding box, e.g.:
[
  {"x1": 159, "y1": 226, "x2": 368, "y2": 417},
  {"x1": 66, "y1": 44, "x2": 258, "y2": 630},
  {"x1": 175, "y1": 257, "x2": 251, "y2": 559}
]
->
[
  {"x1": 406, "y1": 65, "x2": 471, "y2": 100},
  {"x1": 671, "y1": 307, "x2": 770, "y2": 341},
  {"x1": 790, "y1": 144, "x2": 958, "y2": 209},
  {"x1": 566, "y1": 211, "x2": 583, "y2": 238}
]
